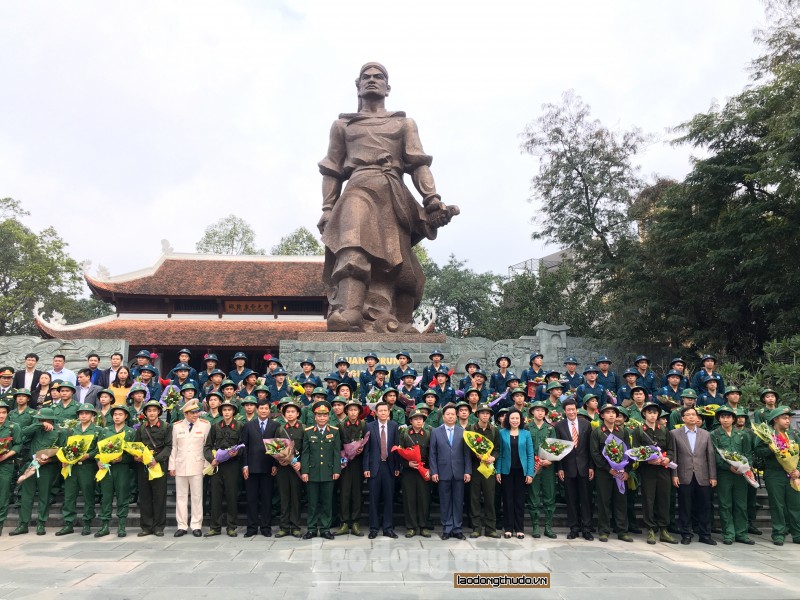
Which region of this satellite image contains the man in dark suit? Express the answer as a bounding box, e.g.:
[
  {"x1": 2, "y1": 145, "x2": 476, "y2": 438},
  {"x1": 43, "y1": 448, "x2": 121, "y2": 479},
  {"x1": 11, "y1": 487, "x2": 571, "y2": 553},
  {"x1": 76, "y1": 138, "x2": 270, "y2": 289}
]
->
[
  {"x1": 429, "y1": 402, "x2": 473, "y2": 540},
  {"x1": 670, "y1": 405, "x2": 718, "y2": 545},
  {"x1": 555, "y1": 398, "x2": 595, "y2": 540},
  {"x1": 241, "y1": 398, "x2": 280, "y2": 537},
  {"x1": 75, "y1": 368, "x2": 104, "y2": 408},
  {"x1": 13, "y1": 353, "x2": 42, "y2": 398},
  {"x1": 363, "y1": 399, "x2": 400, "y2": 539}
]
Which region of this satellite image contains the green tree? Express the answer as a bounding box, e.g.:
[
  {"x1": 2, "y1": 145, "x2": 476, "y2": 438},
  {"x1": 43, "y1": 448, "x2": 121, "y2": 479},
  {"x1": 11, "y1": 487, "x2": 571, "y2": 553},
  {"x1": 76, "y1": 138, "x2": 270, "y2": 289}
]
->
[
  {"x1": 270, "y1": 226, "x2": 324, "y2": 256},
  {"x1": 196, "y1": 214, "x2": 265, "y2": 255},
  {"x1": 0, "y1": 198, "x2": 84, "y2": 335},
  {"x1": 422, "y1": 255, "x2": 500, "y2": 338}
]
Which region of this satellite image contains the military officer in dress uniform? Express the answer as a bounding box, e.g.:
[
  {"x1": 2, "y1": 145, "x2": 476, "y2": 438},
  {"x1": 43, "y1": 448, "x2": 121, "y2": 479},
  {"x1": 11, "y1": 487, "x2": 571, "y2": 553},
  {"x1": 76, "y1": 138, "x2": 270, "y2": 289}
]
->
[{"x1": 301, "y1": 400, "x2": 342, "y2": 539}]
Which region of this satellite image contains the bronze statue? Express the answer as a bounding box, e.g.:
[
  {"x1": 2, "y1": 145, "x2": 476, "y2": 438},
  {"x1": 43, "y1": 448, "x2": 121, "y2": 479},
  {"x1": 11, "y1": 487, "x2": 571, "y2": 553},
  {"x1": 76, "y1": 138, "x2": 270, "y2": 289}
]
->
[{"x1": 317, "y1": 62, "x2": 459, "y2": 333}]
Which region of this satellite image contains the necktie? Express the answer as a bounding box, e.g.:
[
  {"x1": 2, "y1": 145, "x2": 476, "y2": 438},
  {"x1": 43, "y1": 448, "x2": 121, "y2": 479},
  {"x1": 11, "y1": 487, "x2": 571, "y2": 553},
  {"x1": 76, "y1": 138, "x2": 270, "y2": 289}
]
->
[
  {"x1": 571, "y1": 421, "x2": 579, "y2": 448},
  {"x1": 188, "y1": 422, "x2": 193, "y2": 432},
  {"x1": 260, "y1": 421, "x2": 265, "y2": 435},
  {"x1": 380, "y1": 424, "x2": 387, "y2": 460},
  {"x1": 448, "y1": 428, "x2": 453, "y2": 446}
]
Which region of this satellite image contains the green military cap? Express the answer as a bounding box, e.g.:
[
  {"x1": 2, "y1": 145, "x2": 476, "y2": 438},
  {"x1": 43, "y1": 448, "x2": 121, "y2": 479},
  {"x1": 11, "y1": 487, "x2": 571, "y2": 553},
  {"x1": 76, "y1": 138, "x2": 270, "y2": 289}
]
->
[
  {"x1": 640, "y1": 401, "x2": 661, "y2": 415},
  {"x1": 546, "y1": 381, "x2": 565, "y2": 392},
  {"x1": 312, "y1": 399, "x2": 332, "y2": 413},
  {"x1": 311, "y1": 387, "x2": 328, "y2": 398},
  {"x1": 582, "y1": 392, "x2": 599, "y2": 404},
  {"x1": 760, "y1": 388, "x2": 779, "y2": 401},
  {"x1": 659, "y1": 410, "x2": 669, "y2": 418},
  {"x1": 35, "y1": 407, "x2": 57, "y2": 420},
  {"x1": 464, "y1": 387, "x2": 482, "y2": 398},
  {"x1": 723, "y1": 386, "x2": 742, "y2": 397},
  {"x1": 220, "y1": 379, "x2": 237, "y2": 389},
  {"x1": 715, "y1": 405, "x2": 736, "y2": 419},
  {"x1": 344, "y1": 399, "x2": 362, "y2": 411},
  {"x1": 380, "y1": 388, "x2": 398, "y2": 400},
  {"x1": 206, "y1": 390, "x2": 224, "y2": 401},
  {"x1": 599, "y1": 404, "x2": 620, "y2": 416},
  {"x1": 13, "y1": 388, "x2": 32, "y2": 397},
  {"x1": 240, "y1": 395, "x2": 258, "y2": 406},
  {"x1": 408, "y1": 409, "x2": 428, "y2": 421},
  {"x1": 528, "y1": 400, "x2": 547, "y2": 414},
  {"x1": 219, "y1": 399, "x2": 239, "y2": 414},
  {"x1": 414, "y1": 402, "x2": 431, "y2": 413},
  {"x1": 253, "y1": 384, "x2": 270, "y2": 394},
  {"x1": 280, "y1": 398, "x2": 302, "y2": 414},
  {"x1": 76, "y1": 402, "x2": 97, "y2": 414},
  {"x1": 510, "y1": 388, "x2": 526, "y2": 398},
  {"x1": 0, "y1": 400, "x2": 10, "y2": 411},
  {"x1": 330, "y1": 395, "x2": 347, "y2": 406},
  {"x1": 58, "y1": 381, "x2": 77, "y2": 392},
  {"x1": 422, "y1": 388, "x2": 440, "y2": 400},
  {"x1": 180, "y1": 382, "x2": 197, "y2": 394},
  {"x1": 474, "y1": 403, "x2": 492, "y2": 415},
  {"x1": 680, "y1": 388, "x2": 697, "y2": 399},
  {"x1": 109, "y1": 404, "x2": 131, "y2": 420},
  {"x1": 454, "y1": 401, "x2": 470, "y2": 410},
  {"x1": 618, "y1": 406, "x2": 630, "y2": 420},
  {"x1": 768, "y1": 405, "x2": 792, "y2": 423},
  {"x1": 496, "y1": 407, "x2": 510, "y2": 416},
  {"x1": 97, "y1": 388, "x2": 115, "y2": 400},
  {"x1": 734, "y1": 406, "x2": 748, "y2": 418},
  {"x1": 141, "y1": 399, "x2": 163, "y2": 415}
]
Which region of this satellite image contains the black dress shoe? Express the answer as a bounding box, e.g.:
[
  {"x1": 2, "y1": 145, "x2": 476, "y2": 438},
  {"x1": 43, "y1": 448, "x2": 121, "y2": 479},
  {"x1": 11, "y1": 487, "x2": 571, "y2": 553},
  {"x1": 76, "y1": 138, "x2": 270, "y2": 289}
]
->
[
  {"x1": 192, "y1": 530, "x2": 202, "y2": 537},
  {"x1": 566, "y1": 531, "x2": 578, "y2": 540},
  {"x1": 302, "y1": 530, "x2": 317, "y2": 540},
  {"x1": 680, "y1": 536, "x2": 692, "y2": 545},
  {"x1": 174, "y1": 529, "x2": 187, "y2": 538},
  {"x1": 321, "y1": 531, "x2": 334, "y2": 540},
  {"x1": 244, "y1": 531, "x2": 258, "y2": 538},
  {"x1": 154, "y1": 531, "x2": 164, "y2": 537},
  {"x1": 452, "y1": 532, "x2": 466, "y2": 540},
  {"x1": 582, "y1": 532, "x2": 594, "y2": 541},
  {"x1": 368, "y1": 530, "x2": 378, "y2": 539},
  {"x1": 699, "y1": 537, "x2": 717, "y2": 546},
  {"x1": 383, "y1": 530, "x2": 398, "y2": 539},
  {"x1": 440, "y1": 532, "x2": 450, "y2": 540},
  {"x1": 261, "y1": 528, "x2": 272, "y2": 537}
]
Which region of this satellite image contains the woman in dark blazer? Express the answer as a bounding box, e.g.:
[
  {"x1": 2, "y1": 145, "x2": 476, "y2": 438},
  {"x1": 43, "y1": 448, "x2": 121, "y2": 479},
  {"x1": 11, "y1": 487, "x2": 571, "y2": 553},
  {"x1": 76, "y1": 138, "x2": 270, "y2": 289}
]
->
[{"x1": 496, "y1": 408, "x2": 535, "y2": 538}]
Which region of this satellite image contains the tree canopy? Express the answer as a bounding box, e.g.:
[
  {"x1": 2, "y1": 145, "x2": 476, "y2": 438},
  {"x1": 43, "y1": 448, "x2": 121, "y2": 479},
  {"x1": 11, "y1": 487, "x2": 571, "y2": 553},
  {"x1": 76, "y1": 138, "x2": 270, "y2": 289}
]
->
[
  {"x1": 270, "y1": 227, "x2": 324, "y2": 256},
  {"x1": 195, "y1": 214, "x2": 265, "y2": 255}
]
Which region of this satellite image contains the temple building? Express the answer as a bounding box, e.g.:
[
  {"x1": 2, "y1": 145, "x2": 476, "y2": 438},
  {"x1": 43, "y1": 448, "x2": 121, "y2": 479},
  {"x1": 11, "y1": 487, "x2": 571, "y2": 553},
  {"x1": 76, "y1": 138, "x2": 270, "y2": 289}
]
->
[{"x1": 35, "y1": 252, "x2": 328, "y2": 374}]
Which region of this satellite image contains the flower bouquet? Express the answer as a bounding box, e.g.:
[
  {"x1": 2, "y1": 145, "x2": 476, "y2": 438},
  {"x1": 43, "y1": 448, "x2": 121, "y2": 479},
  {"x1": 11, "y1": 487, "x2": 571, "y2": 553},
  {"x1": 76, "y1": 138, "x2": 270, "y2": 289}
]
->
[
  {"x1": 17, "y1": 448, "x2": 60, "y2": 483},
  {"x1": 602, "y1": 434, "x2": 630, "y2": 493},
  {"x1": 392, "y1": 444, "x2": 430, "y2": 480},
  {"x1": 717, "y1": 449, "x2": 759, "y2": 488},
  {"x1": 624, "y1": 445, "x2": 676, "y2": 469},
  {"x1": 539, "y1": 438, "x2": 574, "y2": 462},
  {"x1": 133, "y1": 412, "x2": 147, "y2": 430},
  {"x1": 59, "y1": 418, "x2": 79, "y2": 432},
  {"x1": 526, "y1": 377, "x2": 545, "y2": 398},
  {"x1": 605, "y1": 390, "x2": 618, "y2": 406},
  {"x1": 264, "y1": 438, "x2": 301, "y2": 479},
  {"x1": 546, "y1": 410, "x2": 564, "y2": 425},
  {"x1": 340, "y1": 431, "x2": 370, "y2": 469},
  {"x1": 203, "y1": 443, "x2": 245, "y2": 476},
  {"x1": 95, "y1": 432, "x2": 126, "y2": 482},
  {"x1": 752, "y1": 422, "x2": 800, "y2": 491},
  {"x1": 696, "y1": 404, "x2": 721, "y2": 418},
  {"x1": 0, "y1": 436, "x2": 12, "y2": 456},
  {"x1": 159, "y1": 385, "x2": 182, "y2": 412},
  {"x1": 287, "y1": 378, "x2": 305, "y2": 396},
  {"x1": 657, "y1": 394, "x2": 679, "y2": 409},
  {"x1": 624, "y1": 417, "x2": 643, "y2": 432},
  {"x1": 123, "y1": 441, "x2": 164, "y2": 480},
  {"x1": 463, "y1": 430, "x2": 495, "y2": 478},
  {"x1": 56, "y1": 434, "x2": 94, "y2": 479},
  {"x1": 488, "y1": 391, "x2": 508, "y2": 408}
]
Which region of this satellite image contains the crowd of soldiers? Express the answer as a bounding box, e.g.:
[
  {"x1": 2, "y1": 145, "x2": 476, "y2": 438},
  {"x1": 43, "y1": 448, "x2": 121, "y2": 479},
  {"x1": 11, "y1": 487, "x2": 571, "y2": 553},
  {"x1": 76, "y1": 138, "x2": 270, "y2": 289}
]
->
[{"x1": 0, "y1": 348, "x2": 797, "y2": 546}]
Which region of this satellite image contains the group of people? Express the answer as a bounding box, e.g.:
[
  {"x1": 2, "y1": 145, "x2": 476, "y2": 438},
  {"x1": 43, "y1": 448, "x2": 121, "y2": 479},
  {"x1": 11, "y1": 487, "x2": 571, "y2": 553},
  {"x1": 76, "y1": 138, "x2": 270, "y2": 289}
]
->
[{"x1": 0, "y1": 348, "x2": 796, "y2": 547}]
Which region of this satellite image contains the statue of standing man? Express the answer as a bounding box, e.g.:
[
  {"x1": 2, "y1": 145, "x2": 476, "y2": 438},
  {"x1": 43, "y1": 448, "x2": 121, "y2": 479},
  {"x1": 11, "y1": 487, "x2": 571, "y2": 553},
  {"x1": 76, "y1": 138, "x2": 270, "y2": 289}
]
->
[{"x1": 318, "y1": 62, "x2": 458, "y2": 333}]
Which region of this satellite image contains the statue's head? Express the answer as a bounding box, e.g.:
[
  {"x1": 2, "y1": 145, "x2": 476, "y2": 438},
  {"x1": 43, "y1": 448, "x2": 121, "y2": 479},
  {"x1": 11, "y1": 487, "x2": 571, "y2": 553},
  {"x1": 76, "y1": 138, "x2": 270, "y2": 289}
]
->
[{"x1": 355, "y1": 62, "x2": 390, "y2": 108}]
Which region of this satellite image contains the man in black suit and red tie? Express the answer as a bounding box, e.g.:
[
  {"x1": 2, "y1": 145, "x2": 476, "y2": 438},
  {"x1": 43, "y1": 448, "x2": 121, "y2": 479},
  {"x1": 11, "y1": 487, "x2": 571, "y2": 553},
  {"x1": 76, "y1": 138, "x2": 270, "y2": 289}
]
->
[
  {"x1": 241, "y1": 398, "x2": 280, "y2": 537},
  {"x1": 555, "y1": 397, "x2": 595, "y2": 540},
  {"x1": 363, "y1": 400, "x2": 400, "y2": 539}
]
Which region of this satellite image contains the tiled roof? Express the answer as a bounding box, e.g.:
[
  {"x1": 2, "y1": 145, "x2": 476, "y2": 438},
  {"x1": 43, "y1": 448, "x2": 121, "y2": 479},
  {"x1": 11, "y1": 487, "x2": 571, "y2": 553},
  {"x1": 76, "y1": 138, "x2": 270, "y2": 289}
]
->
[
  {"x1": 85, "y1": 254, "x2": 326, "y2": 298},
  {"x1": 35, "y1": 316, "x2": 327, "y2": 347}
]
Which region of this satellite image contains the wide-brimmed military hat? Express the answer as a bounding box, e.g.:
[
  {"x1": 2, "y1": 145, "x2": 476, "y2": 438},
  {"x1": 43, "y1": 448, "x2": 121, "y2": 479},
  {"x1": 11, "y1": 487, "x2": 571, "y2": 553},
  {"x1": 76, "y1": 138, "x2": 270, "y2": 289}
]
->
[
  {"x1": 724, "y1": 386, "x2": 742, "y2": 397},
  {"x1": 760, "y1": 388, "x2": 779, "y2": 401},
  {"x1": 180, "y1": 382, "x2": 197, "y2": 394},
  {"x1": 240, "y1": 395, "x2": 258, "y2": 406},
  {"x1": 768, "y1": 405, "x2": 792, "y2": 423},
  {"x1": 715, "y1": 405, "x2": 736, "y2": 419},
  {"x1": 529, "y1": 351, "x2": 543, "y2": 363},
  {"x1": 219, "y1": 399, "x2": 239, "y2": 414},
  {"x1": 232, "y1": 352, "x2": 247, "y2": 361},
  {"x1": 374, "y1": 364, "x2": 390, "y2": 374},
  {"x1": 640, "y1": 401, "x2": 661, "y2": 415},
  {"x1": 546, "y1": 381, "x2": 565, "y2": 392},
  {"x1": 344, "y1": 399, "x2": 362, "y2": 412},
  {"x1": 13, "y1": 388, "x2": 32, "y2": 398},
  {"x1": 35, "y1": 407, "x2": 57, "y2": 420},
  {"x1": 408, "y1": 409, "x2": 427, "y2": 421},
  {"x1": 334, "y1": 356, "x2": 349, "y2": 367},
  {"x1": 595, "y1": 355, "x2": 613, "y2": 365},
  {"x1": 474, "y1": 403, "x2": 493, "y2": 415},
  {"x1": 142, "y1": 400, "x2": 163, "y2": 415},
  {"x1": 58, "y1": 381, "x2": 76, "y2": 392},
  {"x1": 220, "y1": 379, "x2": 237, "y2": 390},
  {"x1": 204, "y1": 353, "x2": 219, "y2": 363},
  {"x1": 582, "y1": 365, "x2": 599, "y2": 375},
  {"x1": 680, "y1": 388, "x2": 697, "y2": 399},
  {"x1": 330, "y1": 395, "x2": 347, "y2": 406},
  {"x1": 280, "y1": 398, "x2": 302, "y2": 414},
  {"x1": 76, "y1": 402, "x2": 96, "y2": 415},
  {"x1": 396, "y1": 351, "x2": 412, "y2": 362},
  {"x1": 495, "y1": 355, "x2": 512, "y2": 367},
  {"x1": 529, "y1": 400, "x2": 547, "y2": 414}
]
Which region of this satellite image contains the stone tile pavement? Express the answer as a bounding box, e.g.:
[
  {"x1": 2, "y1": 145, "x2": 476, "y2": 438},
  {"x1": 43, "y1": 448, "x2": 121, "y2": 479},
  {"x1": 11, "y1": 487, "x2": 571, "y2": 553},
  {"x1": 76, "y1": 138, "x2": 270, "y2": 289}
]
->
[{"x1": 1, "y1": 527, "x2": 799, "y2": 599}]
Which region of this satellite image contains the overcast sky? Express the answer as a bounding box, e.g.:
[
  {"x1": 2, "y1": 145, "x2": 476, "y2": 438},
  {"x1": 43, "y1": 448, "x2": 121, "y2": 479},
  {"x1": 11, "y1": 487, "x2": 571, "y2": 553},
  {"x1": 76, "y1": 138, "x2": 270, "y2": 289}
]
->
[{"x1": 0, "y1": 0, "x2": 766, "y2": 285}]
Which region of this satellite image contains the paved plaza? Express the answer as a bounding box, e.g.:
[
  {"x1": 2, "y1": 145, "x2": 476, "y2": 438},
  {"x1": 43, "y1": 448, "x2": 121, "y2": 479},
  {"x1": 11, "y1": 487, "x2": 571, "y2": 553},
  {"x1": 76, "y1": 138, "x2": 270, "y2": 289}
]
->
[{"x1": 1, "y1": 528, "x2": 799, "y2": 600}]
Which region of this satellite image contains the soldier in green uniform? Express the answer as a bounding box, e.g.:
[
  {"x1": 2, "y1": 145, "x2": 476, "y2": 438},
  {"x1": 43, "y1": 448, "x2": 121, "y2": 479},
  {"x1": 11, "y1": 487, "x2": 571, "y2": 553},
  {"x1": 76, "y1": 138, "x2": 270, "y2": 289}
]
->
[
  {"x1": 711, "y1": 405, "x2": 754, "y2": 545},
  {"x1": 204, "y1": 399, "x2": 243, "y2": 537},
  {"x1": 753, "y1": 388, "x2": 780, "y2": 426},
  {"x1": 733, "y1": 407, "x2": 763, "y2": 536},
  {"x1": 631, "y1": 401, "x2": 677, "y2": 544},
  {"x1": 543, "y1": 382, "x2": 565, "y2": 424},
  {"x1": 337, "y1": 399, "x2": 367, "y2": 536},
  {"x1": 669, "y1": 389, "x2": 705, "y2": 430},
  {"x1": 56, "y1": 403, "x2": 102, "y2": 536},
  {"x1": 329, "y1": 396, "x2": 347, "y2": 428},
  {"x1": 170, "y1": 382, "x2": 199, "y2": 423},
  {"x1": 0, "y1": 400, "x2": 21, "y2": 535},
  {"x1": 201, "y1": 391, "x2": 223, "y2": 426},
  {"x1": 421, "y1": 389, "x2": 442, "y2": 430},
  {"x1": 589, "y1": 404, "x2": 633, "y2": 542},
  {"x1": 526, "y1": 401, "x2": 557, "y2": 538},
  {"x1": 466, "y1": 403, "x2": 500, "y2": 538},
  {"x1": 754, "y1": 405, "x2": 800, "y2": 545},
  {"x1": 381, "y1": 388, "x2": 407, "y2": 426},
  {"x1": 301, "y1": 388, "x2": 329, "y2": 427},
  {"x1": 53, "y1": 381, "x2": 80, "y2": 424},
  {"x1": 9, "y1": 389, "x2": 36, "y2": 428},
  {"x1": 301, "y1": 400, "x2": 342, "y2": 539},
  {"x1": 238, "y1": 395, "x2": 258, "y2": 424},
  {"x1": 96, "y1": 404, "x2": 136, "y2": 537},
  {"x1": 134, "y1": 400, "x2": 172, "y2": 537},
  {"x1": 275, "y1": 398, "x2": 304, "y2": 537},
  {"x1": 10, "y1": 408, "x2": 66, "y2": 536},
  {"x1": 627, "y1": 386, "x2": 648, "y2": 424},
  {"x1": 400, "y1": 408, "x2": 431, "y2": 537}
]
